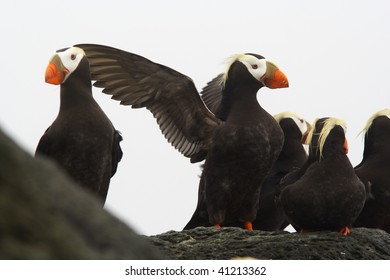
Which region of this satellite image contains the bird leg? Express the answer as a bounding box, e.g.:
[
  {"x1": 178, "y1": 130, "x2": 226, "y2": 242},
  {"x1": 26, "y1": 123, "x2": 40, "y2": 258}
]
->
[
  {"x1": 214, "y1": 224, "x2": 221, "y2": 229},
  {"x1": 244, "y1": 221, "x2": 253, "y2": 231},
  {"x1": 338, "y1": 227, "x2": 351, "y2": 236}
]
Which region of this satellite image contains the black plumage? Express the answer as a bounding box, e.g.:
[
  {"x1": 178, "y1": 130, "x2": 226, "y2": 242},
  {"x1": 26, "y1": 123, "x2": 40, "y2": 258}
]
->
[
  {"x1": 185, "y1": 112, "x2": 309, "y2": 230},
  {"x1": 75, "y1": 44, "x2": 288, "y2": 230},
  {"x1": 279, "y1": 117, "x2": 366, "y2": 235},
  {"x1": 353, "y1": 109, "x2": 390, "y2": 232},
  {"x1": 252, "y1": 112, "x2": 309, "y2": 231},
  {"x1": 36, "y1": 47, "x2": 123, "y2": 205}
]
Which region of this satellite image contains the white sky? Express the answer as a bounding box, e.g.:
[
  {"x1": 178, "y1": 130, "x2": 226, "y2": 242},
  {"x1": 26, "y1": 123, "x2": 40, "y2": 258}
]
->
[{"x1": 1, "y1": 0, "x2": 389, "y2": 236}]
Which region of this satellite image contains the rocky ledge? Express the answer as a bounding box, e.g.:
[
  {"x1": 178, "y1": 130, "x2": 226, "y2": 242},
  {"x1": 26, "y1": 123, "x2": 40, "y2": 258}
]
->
[
  {"x1": 147, "y1": 226, "x2": 390, "y2": 260},
  {"x1": 1, "y1": 127, "x2": 389, "y2": 260}
]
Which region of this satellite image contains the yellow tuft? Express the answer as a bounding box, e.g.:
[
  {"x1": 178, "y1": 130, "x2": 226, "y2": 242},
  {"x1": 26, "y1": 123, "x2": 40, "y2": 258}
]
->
[
  {"x1": 221, "y1": 54, "x2": 246, "y2": 87},
  {"x1": 304, "y1": 118, "x2": 317, "y2": 146},
  {"x1": 306, "y1": 118, "x2": 347, "y2": 159},
  {"x1": 273, "y1": 112, "x2": 302, "y2": 123},
  {"x1": 360, "y1": 108, "x2": 390, "y2": 136},
  {"x1": 72, "y1": 46, "x2": 86, "y2": 56}
]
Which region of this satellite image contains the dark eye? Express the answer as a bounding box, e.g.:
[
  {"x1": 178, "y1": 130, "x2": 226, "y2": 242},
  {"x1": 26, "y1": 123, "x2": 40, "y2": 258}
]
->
[
  {"x1": 70, "y1": 54, "x2": 76, "y2": 60},
  {"x1": 251, "y1": 64, "x2": 258, "y2": 69}
]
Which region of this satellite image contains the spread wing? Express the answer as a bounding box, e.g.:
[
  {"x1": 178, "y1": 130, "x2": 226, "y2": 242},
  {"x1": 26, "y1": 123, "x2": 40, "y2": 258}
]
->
[
  {"x1": 200, "y1": 73, "x2": 224, "y2": 116},
  {"x1": 76, "y1": 44, "x2": 222, "y2": 162}
]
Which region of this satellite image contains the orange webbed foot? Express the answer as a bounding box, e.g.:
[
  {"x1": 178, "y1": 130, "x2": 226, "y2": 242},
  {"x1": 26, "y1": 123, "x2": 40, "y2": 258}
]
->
[
  {"x1": 244, "y1": 221, "x2": 253, "y2": 231},
  {"x1": 214, "y1": 224, "x2": 221, "y2": 229},
  {"x1": 339, "y1": 227, "x2": 351, "y2": 236}
]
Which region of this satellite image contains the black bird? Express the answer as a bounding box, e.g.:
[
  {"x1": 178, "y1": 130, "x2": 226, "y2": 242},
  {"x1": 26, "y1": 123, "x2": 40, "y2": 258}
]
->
[
  {"x1": 253, "y1": 112, "x2": 310, "y2": 231},
  {"x1": 279, "y1": 117, "x2": 366, "y2": 235},
  {"x1": 36, "y1": 47, "x2": 123, "y2": 205},
  {"x1": 353, "y1": 109, "x2": 390, "y2": 232},
  {"x1": 185, "y1": 112, "x2": 309, "y2": 230},
  {"x1": 75, "y1": 44, "x2": 289, "y2": 230}
]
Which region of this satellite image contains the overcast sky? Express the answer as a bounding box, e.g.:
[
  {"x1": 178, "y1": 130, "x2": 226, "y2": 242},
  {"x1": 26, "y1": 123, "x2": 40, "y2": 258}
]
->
[{"x1": 1, "y1": 0, "x2": 389, "y2": 236}]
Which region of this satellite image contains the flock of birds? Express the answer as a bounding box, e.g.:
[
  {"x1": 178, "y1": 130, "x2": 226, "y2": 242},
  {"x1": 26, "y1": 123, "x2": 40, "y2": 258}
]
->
[{"x1": 36, "y1": 45, "x2": 390, "y2": 236}]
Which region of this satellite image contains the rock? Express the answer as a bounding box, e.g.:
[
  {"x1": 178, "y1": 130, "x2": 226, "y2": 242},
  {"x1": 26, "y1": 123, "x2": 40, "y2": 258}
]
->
[
  {"x1": 0, "y1": 128, "x2": 162, "y2": 259},
  {"x1": 147, "y1": 227, "x2": 390, "y2": 260},
  {"x1": 2, "y1": 126, "x2": 390, "y2": 260}
]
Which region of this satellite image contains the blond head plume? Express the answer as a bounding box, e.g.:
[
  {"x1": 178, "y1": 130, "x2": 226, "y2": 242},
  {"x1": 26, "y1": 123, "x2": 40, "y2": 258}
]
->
[
  {"x1": 360, "y1": 108, "x2": 390, "y2": 136},
  {"x1": 305, "y1": 117, "x2": 347, "y2": 159}
]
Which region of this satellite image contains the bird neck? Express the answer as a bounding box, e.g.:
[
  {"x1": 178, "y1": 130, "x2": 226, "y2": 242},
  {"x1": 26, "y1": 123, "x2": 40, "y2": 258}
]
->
[
  {"x1": 217, "y1": 85, "x2": 263, "y2": 123},
  {"x1": 280, "y1": 138, "x2": 307, "y2": 160},
  {"x1": 59, "y1": 77, "x2": 94, "y2": 111},
  {"x1": 273, "y1": 138, "x2": 307, "y2": 172},
  {"x1": 362, "y1": 141, "x2": 390, "y2": 161}
]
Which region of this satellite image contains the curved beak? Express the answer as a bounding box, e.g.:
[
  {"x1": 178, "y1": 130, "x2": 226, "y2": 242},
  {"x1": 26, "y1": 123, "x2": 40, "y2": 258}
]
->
[
  {"x1": 262, "y1": 61, "x2": 289, "y2": 89},
  {"x1": 45, "y1": 54, "x2": 69, "y2": 85}
]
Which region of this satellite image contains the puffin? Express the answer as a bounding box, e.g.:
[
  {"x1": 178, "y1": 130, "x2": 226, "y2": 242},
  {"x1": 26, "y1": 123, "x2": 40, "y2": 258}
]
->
[
  {"x1": 36, "y1": 47, "x2": 123, "y2": 205},
  {"x1": 184, "y1": 112, "x2": 310, "y2": 230},
  {"x1": 75, "y1": 44, "x2": 289, "y2": 230},
  {"x1": 252, "y1": 112, "x2": 310, "y2": 231},
  {"x1": 279, "y1": 117, "x2": 366, "y2": 235},
  {"x1": 353, "y1": 109, "x2": 390, "y2": 232}
]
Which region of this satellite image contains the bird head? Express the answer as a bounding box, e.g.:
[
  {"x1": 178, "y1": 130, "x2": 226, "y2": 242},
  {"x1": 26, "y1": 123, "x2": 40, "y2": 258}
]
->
[
  {"x1": 305, "y1": 117, "x2": 348, "y2": 160},
  {"x1": 45, "y1": 47, "x2": 86, "y2": 85},
  {"x1": 361, "y1": 108, "x2": 390, "y2": 136},
  {"x1": 221, "y1": 53, "x2": 289, "y2": 90},
  {"x1": 360, "y1": 108, "x2": 390, "y2": 155},
  {"x1": 274, "y1": 112, "x2": 310, "y2": 140}
]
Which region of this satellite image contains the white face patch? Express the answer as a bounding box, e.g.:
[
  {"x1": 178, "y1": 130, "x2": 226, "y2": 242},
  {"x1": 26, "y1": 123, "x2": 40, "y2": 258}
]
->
[
  {"x1": 238, "y1": 55, "x2": 267, "y2": 82},
  {"x1": 290, "y1": 116, "x2": 308, "y2": 136},
  {"x1": 274, "y1": 112, "x2": 309, "y2": 137},
  {"x1": 57, "y1": 47, "x2": 85, "y2": 82}
]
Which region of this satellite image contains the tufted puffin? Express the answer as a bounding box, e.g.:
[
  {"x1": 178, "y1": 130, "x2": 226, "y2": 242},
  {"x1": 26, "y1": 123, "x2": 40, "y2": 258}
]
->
[
  {"x1": 75, "y1": 44, "x2": 288, "y2": 230},
  {"x1": 184, "y1": 112, "x2": 310, "y2": 230},
  {"x1": 353, "y1": 109, "x2": 390, "y2": 232},
  {"x1": 253, "y1": 112, "x2": 310, "y2": 231},
  {"x1": 279, "y1": 117, "x2": 366, "y2": 235},
  {"x1": 35, "y1": 47, "x2": 123, "y2": 205}
]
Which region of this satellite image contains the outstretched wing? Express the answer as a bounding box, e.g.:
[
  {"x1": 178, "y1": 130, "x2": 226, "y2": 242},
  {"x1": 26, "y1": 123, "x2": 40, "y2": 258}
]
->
[
  {"x1": 76, "y1": 44, "x2": 222, "y2": 162},
  {"x1": 200, "y1": 73, "x2": 224, "y2": 116}
]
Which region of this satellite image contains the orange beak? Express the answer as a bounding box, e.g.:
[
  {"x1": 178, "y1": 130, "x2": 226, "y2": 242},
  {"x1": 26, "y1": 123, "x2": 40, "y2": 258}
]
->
[
  {"x1": 263, "y1": 61, "x2": 289, "y2": 89},
  {"x1": 344, "y1": 138, "x2": 349, "y2": 154},
  {"x1": 45, "y1": 54, "x2": 69, "y2": 85}
]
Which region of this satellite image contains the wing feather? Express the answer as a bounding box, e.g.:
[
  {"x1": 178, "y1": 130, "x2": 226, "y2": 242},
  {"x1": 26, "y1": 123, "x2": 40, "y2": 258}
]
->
[
  {"x1": 200, "y1": 73, "x2": 224, "y2": 115},
  {"x1": 76, "y1": 44, "x2": 221, "y2": 161}
]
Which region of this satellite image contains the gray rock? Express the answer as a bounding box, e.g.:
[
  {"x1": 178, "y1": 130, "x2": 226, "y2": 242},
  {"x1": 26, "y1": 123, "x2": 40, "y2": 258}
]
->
[
  {"x1": 0, "y1": 127, "x2": 162, "y2": 259},
  {"x1": 2, "y1": 126, "x2": 390, "y2": 260},
  {"x1": 147, "y1": 226, "x2": 390, "y2": 259}
]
